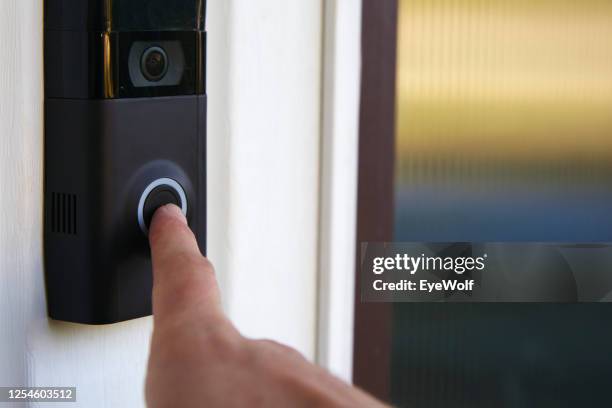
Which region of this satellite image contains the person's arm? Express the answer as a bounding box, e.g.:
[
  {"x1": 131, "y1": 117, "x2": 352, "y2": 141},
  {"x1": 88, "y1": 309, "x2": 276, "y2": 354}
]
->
[{"x1": 145, "y1": 204, "x2": 386, "y2": 408}]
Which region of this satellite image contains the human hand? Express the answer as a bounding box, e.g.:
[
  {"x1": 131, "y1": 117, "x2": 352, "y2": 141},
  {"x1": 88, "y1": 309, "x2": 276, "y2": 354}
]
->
[{"x1": 145, "y1": 204, "x2": 386, "y2": 408}]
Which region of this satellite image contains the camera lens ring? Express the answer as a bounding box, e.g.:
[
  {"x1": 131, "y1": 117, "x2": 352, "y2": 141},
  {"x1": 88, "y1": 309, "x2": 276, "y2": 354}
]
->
[{"x1": 140, "y1": 46, "x2": 169, "y2": 82}]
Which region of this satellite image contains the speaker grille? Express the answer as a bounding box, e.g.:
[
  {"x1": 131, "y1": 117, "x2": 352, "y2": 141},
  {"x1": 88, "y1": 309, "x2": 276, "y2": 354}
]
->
[{"x1": 50, "y1": 192, "x2": 77, "y2": 235}]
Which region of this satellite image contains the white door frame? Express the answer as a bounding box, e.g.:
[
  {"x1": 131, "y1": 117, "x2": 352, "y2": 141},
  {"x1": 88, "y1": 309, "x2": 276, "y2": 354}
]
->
[{"x1": 316, "y1": 0, "x2": 362, "y2": 382}]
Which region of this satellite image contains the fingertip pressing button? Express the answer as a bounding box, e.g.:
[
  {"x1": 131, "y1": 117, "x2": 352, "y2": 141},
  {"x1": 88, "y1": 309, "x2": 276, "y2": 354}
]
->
[{"x1": 137, "y1": 178, "x2": 187, "y2": 235}]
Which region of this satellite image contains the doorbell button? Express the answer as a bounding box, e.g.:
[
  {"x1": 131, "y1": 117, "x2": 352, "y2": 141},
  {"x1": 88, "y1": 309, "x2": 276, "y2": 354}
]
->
[
  {"x1": 143, "y1": 187, "x2": 180, "y2": 227},
  {"x1": 137, "y1": 178, "x2": 188, "y2": 235}
]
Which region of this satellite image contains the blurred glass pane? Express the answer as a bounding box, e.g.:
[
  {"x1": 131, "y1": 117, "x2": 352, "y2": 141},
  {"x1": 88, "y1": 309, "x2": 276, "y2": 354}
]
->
[
  {"x1": 395, "y1": 0, "x2": 612, "y2": 242},
  {"x1": 390, "y1": 1, "x2": 612, "y2": 407}
]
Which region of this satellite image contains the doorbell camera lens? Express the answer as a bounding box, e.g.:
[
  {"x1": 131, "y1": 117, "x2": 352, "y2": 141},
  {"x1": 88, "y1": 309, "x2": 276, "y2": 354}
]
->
[
  {"x1": 141, "y1": 46, "x2": 168, "y2": 82},
  {"x1": 128, "y1": 41, "x2": 187, "y2": 89}
]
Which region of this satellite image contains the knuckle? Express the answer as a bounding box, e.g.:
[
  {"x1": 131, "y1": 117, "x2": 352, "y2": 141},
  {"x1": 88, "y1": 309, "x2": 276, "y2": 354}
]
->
[
  {"x1": 205, "y1": 328, "x2": 249, "y2": 360},
  {"x1": 200, "y1": 256, "x2": 215, "y2": 273},
  {"x1": 260, "y1": 339, "x2": 301, "y2": 355},
  {"x1": 250, "y1": 339, "x2": 305, "y2": 366}
]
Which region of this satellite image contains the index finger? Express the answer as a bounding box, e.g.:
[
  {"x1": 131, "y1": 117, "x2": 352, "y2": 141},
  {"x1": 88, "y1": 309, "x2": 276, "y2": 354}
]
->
[{"x1": 148, "y1": 204, "x2": 223, "y2": 328}]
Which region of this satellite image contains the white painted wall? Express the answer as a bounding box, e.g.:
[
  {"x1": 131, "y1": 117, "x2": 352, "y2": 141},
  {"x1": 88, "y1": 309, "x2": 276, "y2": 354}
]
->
[
  {"x1": 0, "y1": 0, "x2": 326, "y2": 406},
  {"x1": 0, "y1": 0, "x2": 46, "y2": 397}
]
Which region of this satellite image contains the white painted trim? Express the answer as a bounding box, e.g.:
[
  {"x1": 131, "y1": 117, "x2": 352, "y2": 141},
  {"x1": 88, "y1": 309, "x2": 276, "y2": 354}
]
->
[
  {"x1": 208, "y1": 0, "x2": 323, "y2": 359},
  {"x1": 317, "y1": 0, "x2": 363, "y2": 383}
]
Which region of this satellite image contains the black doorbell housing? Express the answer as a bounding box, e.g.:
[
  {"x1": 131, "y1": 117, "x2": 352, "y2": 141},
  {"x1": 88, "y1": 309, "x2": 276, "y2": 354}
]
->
[{"x1": 44, "y1": 0, "x2": 207, "y2": 324}]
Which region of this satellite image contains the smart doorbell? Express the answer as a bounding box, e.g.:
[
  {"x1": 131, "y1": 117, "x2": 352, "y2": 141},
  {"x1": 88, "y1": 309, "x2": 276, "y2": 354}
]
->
[{"x1": 44, "y1": 0, "x2": 207, "y2": 324}]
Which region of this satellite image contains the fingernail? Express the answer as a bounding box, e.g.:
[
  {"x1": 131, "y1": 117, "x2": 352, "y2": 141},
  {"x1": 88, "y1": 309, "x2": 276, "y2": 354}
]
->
[{"x1": 156, "y1": 204, "x2": 187, "y2": 224}]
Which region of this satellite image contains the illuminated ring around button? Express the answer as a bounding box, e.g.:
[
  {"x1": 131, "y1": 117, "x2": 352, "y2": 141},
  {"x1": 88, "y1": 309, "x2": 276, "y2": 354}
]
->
[{"x1": 137, "y1": 178, "x2": 188, "y2": 235}]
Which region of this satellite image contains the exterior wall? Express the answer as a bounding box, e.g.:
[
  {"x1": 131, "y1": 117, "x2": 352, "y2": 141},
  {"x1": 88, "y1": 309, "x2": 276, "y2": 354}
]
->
[
  {"x1": 0, "y1": 0, "x2": 47, "y2": 397},
  {"x1": 0, "y1": 0, "x2": 324, "y2": 406}
]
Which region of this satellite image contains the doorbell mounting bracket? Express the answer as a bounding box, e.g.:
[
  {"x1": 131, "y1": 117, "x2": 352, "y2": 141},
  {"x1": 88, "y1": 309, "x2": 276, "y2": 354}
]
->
[{"x1": 44, "y1": 0, "x2": 207, "y2": 324}]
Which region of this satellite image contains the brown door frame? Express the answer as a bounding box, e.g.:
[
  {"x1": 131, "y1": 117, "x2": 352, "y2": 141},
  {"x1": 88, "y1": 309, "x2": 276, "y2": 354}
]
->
[{"x1": 352, "y1": 0, "x2": 398, "y2": 402}]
